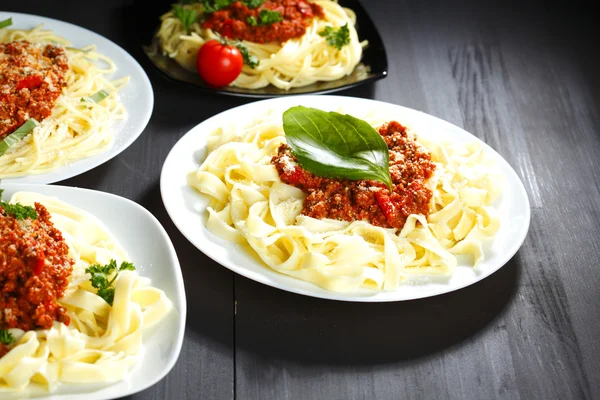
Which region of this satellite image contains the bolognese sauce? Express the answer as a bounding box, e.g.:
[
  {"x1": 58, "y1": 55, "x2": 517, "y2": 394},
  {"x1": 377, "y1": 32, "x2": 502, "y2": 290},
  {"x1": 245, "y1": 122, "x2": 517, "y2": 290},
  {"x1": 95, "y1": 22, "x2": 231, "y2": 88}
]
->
[
  {"x1": 0, "y1": 201, "x2": 73, "y2": 335},
  {"x1": 0, "y1": 40, "x2": 69, "y2": 139},
  {"x1": 202, "y1": 0, "x2": 324, "y2": 44},
  {"x1": 272, "y1": 121, "x2": 436, "y2": 230}
]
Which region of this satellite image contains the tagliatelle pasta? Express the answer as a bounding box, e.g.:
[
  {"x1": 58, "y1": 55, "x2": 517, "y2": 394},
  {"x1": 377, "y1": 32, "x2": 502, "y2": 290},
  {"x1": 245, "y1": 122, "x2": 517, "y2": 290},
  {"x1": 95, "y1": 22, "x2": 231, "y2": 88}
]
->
[
  {"x1": 0, "y1": 192, "x2": 172, "y2": 392},
  {"x1": 187, "y1": 109, "x2": 504, "y2": 292}
]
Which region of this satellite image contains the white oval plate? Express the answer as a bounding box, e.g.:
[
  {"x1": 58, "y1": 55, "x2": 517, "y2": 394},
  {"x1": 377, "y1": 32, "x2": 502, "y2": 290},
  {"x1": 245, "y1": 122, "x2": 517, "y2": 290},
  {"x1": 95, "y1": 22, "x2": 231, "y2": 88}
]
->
[
  {"x1": 0, "y1": 183, "x2": 186, "y2": 399},
  {"x1": 0, "y1": 12, "x2": 154, "y2": 184},
  {"x1": 160, "y1": 95, "x2": 531, "y2": 302}
]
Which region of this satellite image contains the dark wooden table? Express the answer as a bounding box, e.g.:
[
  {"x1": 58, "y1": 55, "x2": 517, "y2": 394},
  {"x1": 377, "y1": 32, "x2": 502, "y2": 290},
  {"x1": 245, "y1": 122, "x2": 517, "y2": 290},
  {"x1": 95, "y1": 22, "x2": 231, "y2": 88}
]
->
[{"x1": 3, "y1": 1, "x2": 599, "y2": 399}]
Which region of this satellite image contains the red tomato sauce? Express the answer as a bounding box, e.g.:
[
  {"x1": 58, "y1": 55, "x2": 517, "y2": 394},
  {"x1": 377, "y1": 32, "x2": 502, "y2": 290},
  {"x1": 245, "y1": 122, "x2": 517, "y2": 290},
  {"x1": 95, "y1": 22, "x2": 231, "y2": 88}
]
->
[
  {"x1": 202, "y1": 0, "x2": 324, "y2": 44},
  {"x1": 0, "y1": 41, "x2": 69, "y2": 139},
  {"x1": 0, "y1": 202, "x2": 74, "y2": 334},
  {"x1": 271, "y1": 121, "x2": 436, "y2": 230}
]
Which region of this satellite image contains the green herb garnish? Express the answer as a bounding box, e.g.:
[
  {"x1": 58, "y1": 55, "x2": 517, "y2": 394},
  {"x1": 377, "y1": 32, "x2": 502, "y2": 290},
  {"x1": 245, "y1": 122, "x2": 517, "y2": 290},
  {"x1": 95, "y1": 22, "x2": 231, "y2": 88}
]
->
[
  {"x1": 0, "y1": 189, "x2": 38, "y2": 220},
  {"x1": 85, "y1": 259, "x2": 136, "y2": 306},
  {"x1": 173, "y1": 4, "x2": 197, "y2": 34},
  {"x1": 0, "y1": 330, "x2": 15, "y2": 345},
  {"x1": 0, "y1": 18, "x2": 12, "y2": 29},
  {"x1": 200, "y1": 0, "x2": 231, "y2": 13},
  {"x1": 282, "y1": 106, "x2": 392, "y2": 190},
  {"x1": 247, "y1": 9, "x2": 282, "y2": 26},
  {"x1": 319, "y1": 23, "x2": 350, "y2": 50},
  {"x1": 257, "y1": 9, "x2": 282, "y2": 25},
  {"x1": 213, "y1": 32, "x2": 260, "y2": 69},
  {"x1": 0, "y1": 118, "x2": 39, "y2": 157},
  {"x1": 235, "y1": 42, "x2": 259, "y2": 68},
  {"x1": 247, "y1": 16, "x2": 258, "y2": 26},
  {"x1": 244, "y1": 0, "x2": 264, "y2": 8},
  {"x1": 81, "y1": 89, "x2": 109, "y2": 103},
  {"x1": 201, "y1": 0, "x2": 264, "y2": 13}
]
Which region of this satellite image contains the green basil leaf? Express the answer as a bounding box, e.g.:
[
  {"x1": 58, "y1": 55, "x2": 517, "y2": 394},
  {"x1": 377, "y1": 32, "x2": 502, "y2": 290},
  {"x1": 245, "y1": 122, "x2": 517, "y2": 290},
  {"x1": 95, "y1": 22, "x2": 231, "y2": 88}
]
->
[
  {"x1": 282, "y1": 106, "x2": 392, "y2": 190},
  {"x1": 0, "y1": 118, "x2": 39, "y2": 156},
  {"x1": 0, "y1": 18, "x2": 12, "y2": 29}
]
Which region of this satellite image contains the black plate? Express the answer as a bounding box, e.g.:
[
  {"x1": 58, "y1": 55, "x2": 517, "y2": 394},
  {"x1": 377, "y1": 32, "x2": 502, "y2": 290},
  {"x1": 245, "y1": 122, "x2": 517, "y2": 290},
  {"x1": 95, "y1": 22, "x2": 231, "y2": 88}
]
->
[{"x1": 141, "y1": 0, "x2": 387, "y2": 98}]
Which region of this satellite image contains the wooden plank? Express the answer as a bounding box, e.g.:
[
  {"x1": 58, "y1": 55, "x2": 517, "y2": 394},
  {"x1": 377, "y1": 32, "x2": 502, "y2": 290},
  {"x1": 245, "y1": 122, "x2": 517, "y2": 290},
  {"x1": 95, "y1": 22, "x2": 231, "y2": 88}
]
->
[
  {"x1": 495, "y1": 6, "x2": 600, "y2": 399},
  {"x1": 235, "y1": 1, "x2": 599, "y2": 400},
  {"x1": 234, "y1": 2, "x2": 520, "y2": 400}
]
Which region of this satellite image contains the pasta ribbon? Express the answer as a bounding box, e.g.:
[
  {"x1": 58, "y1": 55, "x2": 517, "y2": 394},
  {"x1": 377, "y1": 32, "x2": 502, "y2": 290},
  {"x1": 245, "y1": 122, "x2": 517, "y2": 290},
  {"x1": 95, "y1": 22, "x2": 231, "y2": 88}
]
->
[
  {"x1": 0, "y1": 193, "x2": 172, "y2": 392},
  {"x1": 188, "y1": 109, "x2": 503, "y2": 293}
]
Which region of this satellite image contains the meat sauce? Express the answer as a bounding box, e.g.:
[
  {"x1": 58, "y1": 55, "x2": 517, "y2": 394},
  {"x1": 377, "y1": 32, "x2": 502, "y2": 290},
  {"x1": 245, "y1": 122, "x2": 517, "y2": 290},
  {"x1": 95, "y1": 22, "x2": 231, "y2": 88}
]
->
[
  {"x1": 272, "y1": 121, "x2": 436, "y2": 230},
  {"x1": 0, "y1": 202, "x2": 73, "y2": 338},
  {"x1": 202, "y1": 0, "x2": 324, "y2": 44},
  {"x1": 0, "y1": 40, "x2": 69, "y2": 139}
]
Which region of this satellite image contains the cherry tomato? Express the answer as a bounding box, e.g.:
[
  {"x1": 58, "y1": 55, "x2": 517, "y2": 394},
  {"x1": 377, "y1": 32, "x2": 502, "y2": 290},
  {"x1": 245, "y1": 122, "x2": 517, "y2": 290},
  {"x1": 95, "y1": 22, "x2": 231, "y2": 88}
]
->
[{"x1": 196, "y1": 40, "x2": 244, "y2": 87}]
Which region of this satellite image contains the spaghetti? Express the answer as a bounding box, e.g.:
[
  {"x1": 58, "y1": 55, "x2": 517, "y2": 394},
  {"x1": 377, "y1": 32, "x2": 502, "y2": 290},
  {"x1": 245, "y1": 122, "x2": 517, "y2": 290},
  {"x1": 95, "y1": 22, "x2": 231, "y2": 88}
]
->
[
  {"x1": 0, "y1": 22, "x2": 129, "y2": 179},
  {"x1": 155, "y1": 0, "x2": 365, "y2": 90}
]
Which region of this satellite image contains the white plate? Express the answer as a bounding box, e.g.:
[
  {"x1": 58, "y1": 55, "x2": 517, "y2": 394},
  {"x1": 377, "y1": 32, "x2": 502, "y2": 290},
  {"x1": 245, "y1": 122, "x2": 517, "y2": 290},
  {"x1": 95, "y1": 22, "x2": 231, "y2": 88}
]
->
[
  {"x1": 0, "y1": 183, "x2": 186, "y2": 399},
  {"x1": 0, "y1": 12, "x2": 153, "y2": 184},
  {"x1": 160, "y1": 95, "x2": 531, "y2": 302}
]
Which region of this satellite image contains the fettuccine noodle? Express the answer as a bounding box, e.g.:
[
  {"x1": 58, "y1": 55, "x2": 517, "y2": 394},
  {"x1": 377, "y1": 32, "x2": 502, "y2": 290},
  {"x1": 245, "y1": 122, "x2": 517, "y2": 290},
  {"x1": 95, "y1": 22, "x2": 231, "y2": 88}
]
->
[
  {"x1": 0, "y1": 192, "x2": 172, "y2": 392},
  {"x1": 188, "y1": 109, "x2": 504, "y2": 292}
]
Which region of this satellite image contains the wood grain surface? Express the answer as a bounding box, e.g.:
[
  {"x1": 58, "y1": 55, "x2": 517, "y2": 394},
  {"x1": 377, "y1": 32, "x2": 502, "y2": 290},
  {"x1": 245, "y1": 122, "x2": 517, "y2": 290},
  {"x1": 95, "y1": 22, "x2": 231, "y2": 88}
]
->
[{"x1": 2, "y1": 0, "x2": 598, "y2": 399}]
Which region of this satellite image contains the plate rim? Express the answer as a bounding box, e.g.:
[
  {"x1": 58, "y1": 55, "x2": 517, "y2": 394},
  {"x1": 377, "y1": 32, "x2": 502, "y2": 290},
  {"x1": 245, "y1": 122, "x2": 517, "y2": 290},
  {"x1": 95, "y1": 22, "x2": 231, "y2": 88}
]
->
[
  {"x1": 160, "y1": 94, "x2": 531, "y2": 302},
  {"x1": 0, "y1": 11, "x2": 154, "y2": 184},
  {"x1": 141, "y1": 0, "x2": 388, "y2": 98},
  {"x1": 0, "y1": 182, "x2": 187, "y2": 399}
]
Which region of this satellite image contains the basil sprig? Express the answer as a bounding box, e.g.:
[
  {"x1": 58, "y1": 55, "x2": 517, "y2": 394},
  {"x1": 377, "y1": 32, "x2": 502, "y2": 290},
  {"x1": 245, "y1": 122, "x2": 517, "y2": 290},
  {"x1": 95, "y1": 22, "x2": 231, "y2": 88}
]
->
[{"x1": 282, "y1": 106, "x2": 392, "y2": 190}]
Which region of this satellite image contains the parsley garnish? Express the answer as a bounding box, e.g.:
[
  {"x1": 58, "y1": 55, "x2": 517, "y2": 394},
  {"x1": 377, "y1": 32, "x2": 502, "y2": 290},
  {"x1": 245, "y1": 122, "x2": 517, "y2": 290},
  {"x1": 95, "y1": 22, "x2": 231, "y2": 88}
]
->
[
  {"x1": 247, "y1": 16, "x2": 258, "y2": 26},
  {"x1": 0, "y1": 330, "x2": 15, "y2": 345},
  {"x1": 257, "y1": 9, "x2": 282, "y2": 25},
  {"x1": 235, "y1": 42, "x2": 259, "y2": 68},
  {"x1": 200, "y1": 0, "x2": 231, "y2": 13},
  {"x1": 85, "y1": 259, "x2": 136, "y2": 306},
  {"x1": 244, "y1": 0, "x2": 264, "y2": 8},
  {"x1": 173, "y1": 4, "x2": 197, "y2": 34},
  {"x1": 246, "y1": 9, "x2": 282, "y2": 26},
  {"x1": 201, "y1": 0, "x2": 264, "y2": 13},
  {"x1": 0, "y1": 189, "x2": 37, "y2": 220},
  {"x1": 319, "y1": 23, "x2": 350, "y2": 50}
]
